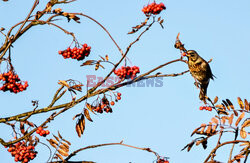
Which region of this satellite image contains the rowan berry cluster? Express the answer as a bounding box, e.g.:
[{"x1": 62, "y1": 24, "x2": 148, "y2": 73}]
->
[
  {"x1": 199, "y1": 106, "x2": 212, "y2": 111},
  {"x1": 0, "y1": 71, "x2": 28, "y2": 93},
  {"x1": 94, "y1": 93, "x2": 121, "y2": 114},
  {"x1": 142, "y1": 2, "x2": 166, "y2": 16},
  {"x1": 58, "y1": 43, "x2": 91, "y2": 60},
  {"x1": 157, "y1": 157, "x2": 169, "y2": 163},
  {"x1": 6, "y1": 141, "x2": 37, "y2": 162},
  {"x1": 36, "y1": 127, "x2": 50, "y2": 137},
  {"x1": 114, "y1": 66, "x2": 140, "y2": 79}
]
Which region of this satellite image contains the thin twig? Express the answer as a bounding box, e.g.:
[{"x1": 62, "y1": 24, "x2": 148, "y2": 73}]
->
[
  {"x1": 228, "y1": 143, "x2": 235, "y2": 162},
  {"x1": 65, "y1": 141, "x2": 160, "y2": 161},
  {"x1": 204, "y1": 140, "x2": 249, "y2": 163}
]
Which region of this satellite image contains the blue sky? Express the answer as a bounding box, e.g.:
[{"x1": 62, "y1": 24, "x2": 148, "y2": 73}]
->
[{"x1": 0, "y1": 0, "x2": 250, "y2": 163}]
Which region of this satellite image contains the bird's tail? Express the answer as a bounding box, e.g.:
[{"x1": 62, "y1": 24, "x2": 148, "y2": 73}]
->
[{"x1": 199, "y1": 82, "x2": 209, "y2": 103}]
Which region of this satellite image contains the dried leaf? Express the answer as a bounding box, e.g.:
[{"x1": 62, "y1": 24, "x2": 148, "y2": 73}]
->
[
  {"x1": 206, "y1": 122, "x2": 212, "y2": 135},
  {"x1": 191, "y1": 127, "x2": 201, "y2": 136},
  {"x1": 233, "y1": 110, "x2": 238, "y2": 117},
  {"x1": 80, "y1": 60, "x2": 96, "y2": 66},
  {"x1": 213, "y1": 96, "x2": 218, "y2": 104},
  {"x1": 239, "y1": 142, "x2": 249, "y2": 147},
  {"x1": 217, "y1": 108, "x2": 229, "y2": 115},
  {"x1": 228, "y1": 114, "x2": 234, "y2": 126},
  {"x1": 212, "y1": 124, "x2": 218, "y2": 133},
  {"x1": 79, "y1": 115, "x2": 85, "y2": 134},
  {"x1": 50, "y1": 139, "x2": 59, "y2": 145},
  {"x1": 200, "y1": 126, "x2": 206, "y2": 134},
  {"x1": 237, "y1": 97, "x2": 244, "y2": 109},
  {"x1": 196, "y1": 140, "x2": 202, "y2": 146},
  {"x1": 69, "y1": 88, "x2": 77, "y2": 95},
  {"x1": 182, "y1": 141, "x2": 195, "y2": 152},
  {"x1": 75, "y1": 124, "x2": 81, "y2": 137},
  {"x1": 235, "y1": 112, "x2": 245, "y2": 126},
  {"x1": 244, "y1": 99, "x2": 249, "y2": 111},
  {"x1": 99, "y1": 64, "x2": 105, "y2": 69},
  {"x1": 58, "y1": 148, "x2": 69, "y2": 157},
  {"x1": 58, "y1": 131, "x2": 63, "y2": 139},
  {"x1": 128, "y1": 30, "x2": 136, "y2": 34},
  {"x1": 84, "y1": 109, "x2": 93, "y2": 122},
  {"x1": 95, "y1": 63, "x2": 100, "y2": 71},
  {"x1": 71, "y1": 84, "x2": 83, "y2": 92},
  {"x1": 72, "y1": 15, "x2": 80, "y2": 23},
  {"x1": 58, "y1": 80, "x2": 69, "y2": 87},
  {"x1": 55, "y1": 153, "x2": 64, "y2": 161},
  {"x1": 159, "y1": 21, "x2": 164, "y2": 28},
  {"x1": 201, "y1": 139, "x2": 207, "y2": 149},
  {"x1": 99, "y1": 55, "x2": 105, "y2": 61},
  {"x1": 59, "y1": 144, "x2": 69, "y2": 152},
  {"x1": 215, "y1": 104, "x2": 224, "y2": 109},
  {"x1": 45, "y1": 2, "x2": 52, "y2": 13},
  {"x1": 53, "y1": 134, "x2": 60, "y2": 142},
  {"x1": 20, "y1": 122, "x2": 25, "y2": 135},
  {"x1": 158, "y1": 17, "x2": 161, "y2": 21},
  {"x1": 240, "y1": 128, "x2": 247, "y2": 139},
  {"x1": 61, "y1": 142, "x2": 70, "y2": 150},
  {"x1": 53, "y1": 8, "x2": 62, "y2": 14},
  {"x1": 160, "y1": 19, "x2": 164, "y2": 24},
  {"x1": 211, "y1": 117, "x2": 219, "y2": 124},
  {"x1": 187, "y1": 142, "x2": 194, "y2": 152},
  {"x1": 241, "y1": 119, "x2": 250, "y2": 128},
  {"x1": 234, "y1": 154, "x2": 245, "y2": 160},
  {"x1": 47, "y1": 139, "x2": 58, "y2": 149},
  {"x1": 221, "y1": 116, "x2": 227, "y2": 125},
  {"x1": 62, "y1": 138, "x2": 71, "y2": 145},
  {"x1": 222, "y1": 100, "x2": 230, "y2": 110},
  {"x1": 221, "y1": 104, "x2": 227, "y2": 110}
]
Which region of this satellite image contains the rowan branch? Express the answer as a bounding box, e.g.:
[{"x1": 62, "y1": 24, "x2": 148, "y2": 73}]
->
[
  {"x1": 64, "y1": 141, "x2": 160, "y2": 161},
  {"x1": 204, "y1": 140, "x2": 249, "y2": 163}
]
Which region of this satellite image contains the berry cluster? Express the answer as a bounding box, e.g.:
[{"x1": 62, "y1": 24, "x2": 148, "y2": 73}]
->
[
  {"x1": 157, "y1": 157, "x2": 169, "y2": 163},
  {"x1": 0, "y1": 71, "x2": 28, "y2": 93},
  {"x1": 36, "y1": 127, "x2": 50, "y2": 137},
  {"x1": 199, "y1": 106, "x2": 212, "y2": 111},
  {"x1": 58, "y1": 44, "x2": 91, "y2": 61},
  {"x1": 94, "y1": 93, "x2": 121, "y2": 114},
  {"x1": 142, "y1": 2, "x2": 166, "y2": 16},
  {"x1": 6, "y1": 142, "x2": 37, "y2": 162},
  {"x1": 114, "y1": 66, "x2": 140, "y2": 79}
]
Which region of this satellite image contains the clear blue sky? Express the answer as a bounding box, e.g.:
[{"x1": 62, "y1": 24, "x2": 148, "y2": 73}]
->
[{"x1": 1, "y1": 0, "x2": 250, "y2": 163}]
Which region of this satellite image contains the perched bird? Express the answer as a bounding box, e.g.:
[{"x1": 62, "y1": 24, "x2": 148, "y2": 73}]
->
[{"x1": 184, "y1": 50, "x2": 214, "y2": 103}]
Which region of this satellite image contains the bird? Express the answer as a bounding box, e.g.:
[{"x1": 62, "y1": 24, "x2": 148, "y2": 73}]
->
[{"x1": 183, "y1": 50, "x2": 215, "y2": 103}]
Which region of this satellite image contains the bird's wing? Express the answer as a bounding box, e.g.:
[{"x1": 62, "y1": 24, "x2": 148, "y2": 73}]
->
[{"x1": 200, "y1": 60, "x2": 214, "y2": 80}]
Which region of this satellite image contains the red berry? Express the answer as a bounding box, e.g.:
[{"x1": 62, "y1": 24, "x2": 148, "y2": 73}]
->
[
  {"x1": 117, "y1": 92, "x2": 121, "y2": 97},
  {"x1": 41, "y1": 130, "x2": 46, "y2": 136},
  {"x1": 110, "y1": 101, "x2": 115, "y2": 105},
  {"x1": 38, "y1": 127, "x2": 43, "y2": 131},
  {"x1": 36, "y1": 130, "x2": 40, "y2": 134},
  {"x1": 117, "y1": 96, "x2": 121, "y2": 100},
  {"x1": 45, "y1": 130, "x2": 50, "y2": 135}
]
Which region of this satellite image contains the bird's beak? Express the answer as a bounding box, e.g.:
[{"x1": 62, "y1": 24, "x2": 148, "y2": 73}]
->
[{"x1": 185, "y1": 53, "x2": 191, "y2": 57}]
